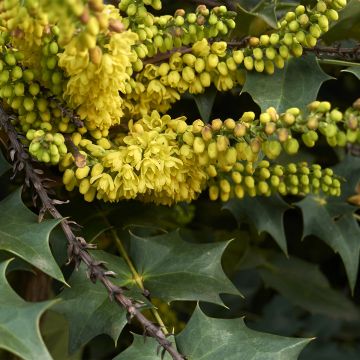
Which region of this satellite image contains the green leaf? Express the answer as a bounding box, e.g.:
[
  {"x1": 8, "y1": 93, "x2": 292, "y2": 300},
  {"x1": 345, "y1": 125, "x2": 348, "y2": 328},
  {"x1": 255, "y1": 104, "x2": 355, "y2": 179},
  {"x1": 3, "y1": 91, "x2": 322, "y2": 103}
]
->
[
  {"x1": 41, "y1": 311, "x2": 83, "y2": 360},
  {"x1": 176, "y1": 306, "x2": 310, "y2": 359},
  {"x1": 332, "y1": 155, "x2": 360, "y2": 201},
  {"x1": 224, "y1": 195, "x2": 291, "y2": 255},
  {"x1": 193, "y1": 86, "x2": 217, "y2": 123},
  {"x1": 0, "y1": 188, "x2": 65, "y2": 283},
  {"x1": 53, "y1": 250, "x2": 146, "y2": 353},
  {"x1": 115, "y1": 306, "x2": 310, "y2": 360},
  {"x1": 258, "y1": 255, "x2": 360, "y2": 320},
  {"x1": 296, "y1": 195, "x2": 360, "y2": 293},
  {"x1": 232, "y1": 2, "x2": 277, "y2": 38},
  {"x1": 242, "y1": 55, "x2": 332, "y2": 112},
  {"x1": 0, "y1": 149, "x2": 10, "y2": 177},
  {"x1": 114, "y1": 334, "x2": 174, "y2": 360},
  {"x1": 128, "y1": 230, "x2": 240, "y2": 305},
  {"x1": 0, "y1": 259, "x2": 57, "y2": 360},
  {"x1": 342, "y1": 66, "x2": 360, "y2": 80},
  {"x1": 323, "y1": 0, "x2": 360, "y2": 43},
  {"x1": 0, "y1": 251, "x2": 34, "y2": 274}
]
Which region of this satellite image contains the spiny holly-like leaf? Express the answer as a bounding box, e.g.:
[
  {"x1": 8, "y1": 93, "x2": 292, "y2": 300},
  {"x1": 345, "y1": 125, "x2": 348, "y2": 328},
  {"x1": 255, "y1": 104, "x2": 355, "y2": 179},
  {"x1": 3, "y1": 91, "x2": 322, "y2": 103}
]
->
[
  {"x1": 0, "y1": 251, "x2": 34, "y2": 274},
  {"x1": 0, "y1": 259, "x2": 58, "y2": 360},
  {"x1": 128, "y1": 230, "x2": 240, "y2": 305},
  {"x1": 53, "y1": 250, "x2": 146, "y2": 353},
  {"x1": 333, "y1": 155, "x2": 360, "y2": 201},
  {"x1": 296, "y1": 194, "x2": 360, "y2": 293},
  {"x1": 232, "y1": 2, "x2": 277, "y2": 38},
  {"x1": 242, "y1": 55, "x2": 332, "y2": 112},
  {"x1": 113, "y1": 334, "x2": 174, "y2": 360},
  {"x1": 193, "y1": 86, "x2": 217, "y2": 123},
  {"x1": 0, "y1": 188, "x2": 65, "y2": 283},
  {"x1": 115, "y1": 306, "x2": 310, "y2": 360},
  {"x1": 41, "y1": 311, "x2": 83, "y2": 360},
  {"x1": 259, "y1": 255, "x2": 360, "y2": 320},
  {"x1": 176, "y1": 306, "x2": 310, "y2": 359},
  {"x1": 224, "y1": 195, "x2": 291, "y2": 255},
  {"x1": 323, "y1": 0, "x2": 360, "y2": 43},
  {"x1": 0, "y1": 149, "x2": 10, "y2": 176},
  {"x1": 342, "y1": 66, "x2": 360, "y2": 80}
]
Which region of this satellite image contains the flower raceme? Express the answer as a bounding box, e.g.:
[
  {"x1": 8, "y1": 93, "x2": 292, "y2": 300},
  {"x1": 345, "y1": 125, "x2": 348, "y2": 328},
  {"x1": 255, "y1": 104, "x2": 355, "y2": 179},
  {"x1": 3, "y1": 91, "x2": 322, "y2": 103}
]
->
[
  {"x1": 0, "y1": 0, "x2": 356, "y2": 205},
  {"x1": 59, "y1": 103, "x2": 360, "y2": 204}
]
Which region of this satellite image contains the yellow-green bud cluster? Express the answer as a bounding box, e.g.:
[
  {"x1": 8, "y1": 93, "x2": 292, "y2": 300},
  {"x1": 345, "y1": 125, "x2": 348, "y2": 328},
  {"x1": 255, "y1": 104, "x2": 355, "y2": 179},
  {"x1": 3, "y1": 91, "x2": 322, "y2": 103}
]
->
[
  {"x1": 230, "y1": 0, "x2": 347, "y2": 75},
  {"x1": 121, "y1": 1, "x2": 236, "y2": 59},
  {"x1": 209, "y1": 161, "x2": 341, "y2": 202},
  {"x1": 305, "y1": 100, "x2": 360, "y2": 147},
  {"x1": 27, "y1": 129, "x2": 67, "y2": 165},
  {"x1": 0, "y1": 48, "x2": 78, "y2": 135},
  {"x1": 38, "y1": 33, "x2": 65, "y2": 96}
]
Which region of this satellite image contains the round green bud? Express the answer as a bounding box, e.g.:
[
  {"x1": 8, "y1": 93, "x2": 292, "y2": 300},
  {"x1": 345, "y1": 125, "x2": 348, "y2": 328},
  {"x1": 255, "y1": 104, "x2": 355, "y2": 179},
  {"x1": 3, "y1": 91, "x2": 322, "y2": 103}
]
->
[
  {"x1": 258, "y1": 181, "x2": 269, "y2": 194},
  {"x1": 279, "y1": 45, "x2": 289, "y2": 59},
  {"x1": 264, "y1": 60, "x2": 275, "y2": 75},
  {"x1": 302, "y1": 133, "x2": 315, "y2": 147},
  {"x1": 23, "y1": 69, "x2": 34, "y2": 82},
  {"x1": 263, "y1": 140, "x2": 282, "y2": 159},
  {"x1": 46, "y1": 56, "x2": 57, "y2": 70},
  {"x1": 244, "y1": 176, "x2": 255, "y2": 188},
  {"x1": 269, "y1": 33, "x2": 280, "y2": 45},
  {"x1": 305, "y1": 34, "x2": 317, "y2": 47},
  {"x1": 291, "y1": 43, "x2": 303, "y2": 57},
  {"x1": 284, "y1": 138, "x2": 299, "y2": 155},
  {"x1": 207, "y1": 53, "x2": 219, "y2": 69},
  {"x1": 324, "y1": 124, "x2": 338, "y2": 138},
  {"x1": 330, "y1": 109, "x2": 343, "y2": 122},
  {"x1": 5, "y1": 53, "x2": 16, "y2": 66},
  {"x1": 310, "y1": 24, "x2": 322, "y2": 39},
  {"x1": 260, "y1": 35, "x2": 270, "y2": 46},
  {"x1": 14, "y1": 82, "x2": 25, "y2": 96},
  {"x1": 287, "y1": 163, "x2": 297, "y2": 174},
  {"x1": 254, "y1": 60, "x2": 264, "y2": 72},
  {"x1": 23, "y1": 97, "x2": 34, "y2": 111},
  {"x1": 271, "y1": 175, "x2": 280, "y2": 187},
  {"x1": 318, "y1": 15, "x2": 329, "y2": 31},
  {"x1": 244, "y1": 56, "x2": 254, "y2": 71},
  {"x1": 265, "y1": 47, "x2": 276, "y2": 60},
  {"x1": 51, "y1": 72, "x2": 63, "y2": 85},
  {"x1": 317, "y1": 101, "x2": 331, "y2": 113},
  {"x1": 326, "y1": 9, "x2": 339, "y2": 21},
  {"x1": 0, "y1": 70, "x2": 10, "y2": 83},
  {"x1": 260, "y1": 112, "x2": 271, "y2": 124},
  {"x1": 11, "y1": 66, "x2": 23, "y2": 80},
  {"x1": 49, "y1": 41, "x2": 59, "y2": 55},
  {"x1": 29, "y1": 83, "x2": 40, "y2": 96},
  {"x1": 233, "y1": 50, "x2": 244, "y2": 64},
  {"x1": 336, "y1": 131, "x2": 347, "y2": 147},
  {"x1": 253, "y1": 48, "x2": 263, "y2": 60},
  {"x1": 288, "y1": 20, "x2": 299, "y2": 32}
]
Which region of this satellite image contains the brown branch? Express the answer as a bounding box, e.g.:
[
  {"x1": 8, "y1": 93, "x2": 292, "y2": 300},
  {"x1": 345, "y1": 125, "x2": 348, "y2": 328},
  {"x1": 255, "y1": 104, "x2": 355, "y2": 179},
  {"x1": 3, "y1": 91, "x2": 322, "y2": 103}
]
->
[
  {"x1": 144, "y1": 46, "x2": 193, "y2": 65},
  {"x1": 185, "y1": 0, "x2": 237, "y2": 11},
  {"x1": 0, "y1": 107, "x2": 185, "y2": 360},
  {"x1": 304, "y1": 45, "x2": 360, "y2": 61},
  {"x1": 144, "y1": 37, "x2": 250, "y2": 65},
  {"x1": 64, "y1": 134, "x2": 87, "y2": 168}
]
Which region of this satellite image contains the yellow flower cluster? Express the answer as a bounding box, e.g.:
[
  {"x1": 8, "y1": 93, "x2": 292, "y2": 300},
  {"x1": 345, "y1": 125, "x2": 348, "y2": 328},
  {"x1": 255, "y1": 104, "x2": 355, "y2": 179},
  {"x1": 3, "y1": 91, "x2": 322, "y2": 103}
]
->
[
  {"x1": 0, "y1": 0, "x2": 49, "y2": 66},
  {"x1": 58, "y1": 5, "x2": 138, "y2": 134},
  {"x1": 61, "y1": 111, "x2": 208, "y2": 205},
  {"x1": 122, "y1": 73, "x2": 181, "y2": 119}
]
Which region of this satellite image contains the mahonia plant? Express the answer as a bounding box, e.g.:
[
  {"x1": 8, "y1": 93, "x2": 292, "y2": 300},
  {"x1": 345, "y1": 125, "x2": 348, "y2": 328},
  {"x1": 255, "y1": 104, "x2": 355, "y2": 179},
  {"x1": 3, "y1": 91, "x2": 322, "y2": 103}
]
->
[{"x1": 0, "y1": 0, "x2": 358, "y2": 206}]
